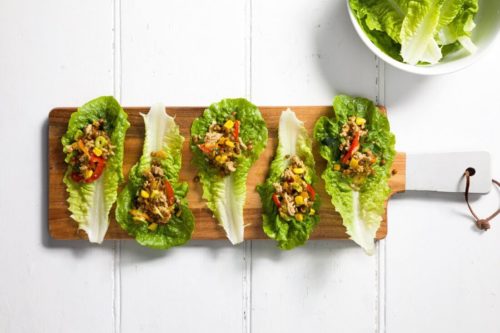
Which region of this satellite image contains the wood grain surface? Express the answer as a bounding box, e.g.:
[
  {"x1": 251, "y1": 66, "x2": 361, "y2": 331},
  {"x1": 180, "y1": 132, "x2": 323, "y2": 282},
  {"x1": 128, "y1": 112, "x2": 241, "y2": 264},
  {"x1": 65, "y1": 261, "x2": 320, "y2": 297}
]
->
[{"x1": 48, "y1": 106, "x2": 406, "y2": 241}]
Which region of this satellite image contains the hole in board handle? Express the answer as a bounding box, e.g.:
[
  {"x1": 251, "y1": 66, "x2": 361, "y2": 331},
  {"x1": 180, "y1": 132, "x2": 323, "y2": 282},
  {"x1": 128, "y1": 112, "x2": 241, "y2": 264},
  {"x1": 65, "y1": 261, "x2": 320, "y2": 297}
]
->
[{"x1": 465, "y1": 167, "x2": 476, "y2": 176}]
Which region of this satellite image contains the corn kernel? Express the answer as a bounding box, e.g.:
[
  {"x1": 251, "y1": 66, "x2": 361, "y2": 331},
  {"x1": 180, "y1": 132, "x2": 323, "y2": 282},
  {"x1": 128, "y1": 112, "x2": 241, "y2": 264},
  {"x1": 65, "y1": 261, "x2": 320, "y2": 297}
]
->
[
  {"x1": 349, "y1": 158, "x2": 359, "y2": 168},
  {"x1": 148, "y1": 223, "x2": 158, "y2": 231},
  {"x1": 301, "y1": 191, "x2": 309, "y2": 199},
  {"x1": 224, "y1": 120, "x2": 235, "y2": 129},
  {"x1": 295, "y1": 195, "x2": 304, "y2": 206},
  {"x1": 355, "y1": 117, "x2": 366, "y2": 126},
  {"x1": 295, "y1": 213, "x2": 304, "y2": 222},
  {"x1": 140, "y1": 190, "x2": 150, "y2": 198},
  {"x1": 150, "y1": 190, "x2": 160, "y2": 199},
  {"x1": 293, "y1": 168, "x2": 304, "y2": 175},
  {"x1": 309, "y1": 208, "x2": 316, "y2": 216},
  {"x1": 152, "y1": 150, "x2": 168, "y2": 159},
  {"x1": 84, "y1": 169, "x2": 93, "y2": 179},
  {"x1": 215, "y1": 155, "x2": 222, "y2": 163},
  {"x1": 225, "y1": 140, "x2": 235, "y2": 148},
  {"x1": 291, "y1": 183, "x2": 303, "y2": 192},
  {"x1": 93, "y1": 147, "x2": 103, "y2": 157},
  {"x1": 333, "y1": 163, "x2": 341, "y2": 171},
  {"x1": 219, "y1": 155, "x2": 228, "y2": 163}
]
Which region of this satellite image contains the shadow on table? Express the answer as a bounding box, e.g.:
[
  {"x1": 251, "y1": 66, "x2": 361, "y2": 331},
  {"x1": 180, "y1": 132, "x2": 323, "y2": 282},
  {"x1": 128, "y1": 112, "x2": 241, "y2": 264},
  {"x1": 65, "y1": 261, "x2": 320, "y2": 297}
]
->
[
  {"x1": 314, "y1": 0, "x2": 430, "y2": 103},
  {"x1": 390, "y1": 190, "x2": 486, "y2": 233},
  {"x1": 119, "y1": 239, "x2": 242, "y2": 264}
]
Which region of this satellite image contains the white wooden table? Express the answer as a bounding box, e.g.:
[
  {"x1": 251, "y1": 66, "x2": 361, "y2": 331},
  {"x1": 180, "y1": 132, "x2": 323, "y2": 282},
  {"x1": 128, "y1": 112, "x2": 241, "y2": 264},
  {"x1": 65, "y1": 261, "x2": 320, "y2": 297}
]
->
[{"x1": 1, "y1": 1, "x2": 499, "y2": 332}]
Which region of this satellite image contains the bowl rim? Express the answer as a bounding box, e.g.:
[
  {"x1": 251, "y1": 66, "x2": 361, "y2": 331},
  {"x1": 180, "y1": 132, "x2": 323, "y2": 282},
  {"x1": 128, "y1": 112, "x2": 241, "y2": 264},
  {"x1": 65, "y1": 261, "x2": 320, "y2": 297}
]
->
[{"x1": 346, "y1": 0, "x2": 500, "y2": 75}]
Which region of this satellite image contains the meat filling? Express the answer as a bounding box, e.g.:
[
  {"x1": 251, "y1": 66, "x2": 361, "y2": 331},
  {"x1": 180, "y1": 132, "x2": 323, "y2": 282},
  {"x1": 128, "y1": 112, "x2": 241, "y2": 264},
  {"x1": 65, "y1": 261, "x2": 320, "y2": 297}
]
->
[
  {"x1": 64, "y1": 118, "x2": 114, "y2": 183},
  {"x1": 129, "y1": 155, "x2": 180, "y2": 230},
  {"x1": 335, "y1": 116, "x2": 377, "y2": 186},
  {"x1": 193, "y1": 117, "x2": 251, "y2": 176},
  {"x1": 272, "y1": 155, "x2": 316, "y2": 222}
]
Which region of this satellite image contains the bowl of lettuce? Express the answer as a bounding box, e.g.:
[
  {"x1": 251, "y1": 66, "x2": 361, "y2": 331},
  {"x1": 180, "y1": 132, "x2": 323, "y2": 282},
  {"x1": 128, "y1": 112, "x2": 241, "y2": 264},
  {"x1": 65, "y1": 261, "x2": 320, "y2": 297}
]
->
[{"x1": 347, "y1": 0, "x2": 500, "y2": 75}]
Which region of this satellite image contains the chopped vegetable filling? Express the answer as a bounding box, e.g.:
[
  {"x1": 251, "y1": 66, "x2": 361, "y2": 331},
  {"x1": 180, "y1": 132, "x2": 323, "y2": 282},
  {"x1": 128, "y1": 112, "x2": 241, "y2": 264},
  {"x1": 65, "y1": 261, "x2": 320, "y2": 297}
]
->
[
  {"x1": 337, "y1": 116, "x2": 376, "y2": 187},
  {"x1": 192, "y1": 116, "x2": 251, "y2": 176},
  {"x1": 64, "y1": 119, "x2": 114, "y2": 183},
  {"x1": 272, "y1": 156, "x2": 316, "y2": 221},
  {"x1": 129, "y1": 154, "x2": 180, "y2": 227}
]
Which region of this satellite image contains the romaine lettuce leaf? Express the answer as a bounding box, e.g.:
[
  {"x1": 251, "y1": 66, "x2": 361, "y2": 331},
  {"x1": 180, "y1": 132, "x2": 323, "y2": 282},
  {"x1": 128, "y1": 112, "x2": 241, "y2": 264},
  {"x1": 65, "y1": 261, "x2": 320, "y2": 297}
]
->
[
  {"x1": 257, "y1": 109, "x2": 320, "y2": 250},
  {"x1": 115, "y1": 104, "x2": 194, "y2": 249},
  {"x1": 349, "y1": 0, "x2": 479, "y2": 65},
  {"x1": 190, "y1": 99, "x2": 268, "y2": 244},
  {"x1": 62, "y1": 96, "x2": 130, "y2": 243},
  {"x1": 400, "y1": 0, "x2": 444, "y2": 65},
  {"x1": 314, "y1": 95, "x2": 395, "y2": 255}
]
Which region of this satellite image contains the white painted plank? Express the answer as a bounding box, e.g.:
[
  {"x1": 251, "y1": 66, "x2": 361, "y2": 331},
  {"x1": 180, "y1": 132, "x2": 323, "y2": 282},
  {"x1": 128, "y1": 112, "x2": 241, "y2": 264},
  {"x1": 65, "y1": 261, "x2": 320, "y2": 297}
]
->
[
  {"x1": 252, "y1": 0, "x2": 378, "y2": 105},
  {"x1": 251, "y1": 1, "x2": 378, "y2": 332},
  {"x1": 119, "y1": 1, "x2": 248, "y2": 332},
  {"x1": 120, "y1": 0, "x2": 248, "y2": 106},
  {"x1": 120, "y1": 242, "x2": 245, "y2": 333},
  {"x1": 0, "y1": 1, "x2": 115, "y2": 333},
  {"x1": 252, "y1": 241, "x2": 377, "y2": 333},
  {"x1": 385, "y1": 37, "x2": 500, "y2": 333}
]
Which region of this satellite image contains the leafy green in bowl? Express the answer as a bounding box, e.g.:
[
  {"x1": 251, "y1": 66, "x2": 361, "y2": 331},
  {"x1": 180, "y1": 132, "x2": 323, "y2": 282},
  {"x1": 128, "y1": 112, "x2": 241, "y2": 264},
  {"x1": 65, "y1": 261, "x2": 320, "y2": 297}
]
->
[{"x1": 348, "y1": 0, "x2": 500, "y2": 74}]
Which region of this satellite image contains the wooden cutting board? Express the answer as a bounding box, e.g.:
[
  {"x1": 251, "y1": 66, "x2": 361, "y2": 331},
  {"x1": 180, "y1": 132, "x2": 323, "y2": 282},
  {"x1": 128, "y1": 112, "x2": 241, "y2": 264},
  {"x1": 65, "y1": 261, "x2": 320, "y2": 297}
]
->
[{"x1": 48, "y1": 106, "x2": 406, "y2": 241}]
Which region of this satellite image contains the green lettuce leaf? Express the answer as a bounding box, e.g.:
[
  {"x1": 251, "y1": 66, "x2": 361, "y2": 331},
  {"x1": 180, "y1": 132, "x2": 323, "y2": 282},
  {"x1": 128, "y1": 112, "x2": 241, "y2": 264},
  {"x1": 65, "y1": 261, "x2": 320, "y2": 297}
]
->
[
  {"x1": 115, "y1": 104, "x2": 194, "y2": 249},
  {"x1": 438, "y1": 0, "x2": 478, "y2": 53},
  {"x1": 313, "y1": 95, "x2": 395, "y2": 255},
  {"x1": 400, "y1": 0, "x2": 445, "y2": 65},
  {"x1": 190, "y1": 99, "x2": 268, "y2": 244},
  {"x1": 62, "y1": 96, "x2": 130, "y2": 243},
  {"x1": 257, "y1": 109, "x2": 320, "y2": 250},
  {"x1": 349, "y1": 0, "x2": 479, "y2": 65}
]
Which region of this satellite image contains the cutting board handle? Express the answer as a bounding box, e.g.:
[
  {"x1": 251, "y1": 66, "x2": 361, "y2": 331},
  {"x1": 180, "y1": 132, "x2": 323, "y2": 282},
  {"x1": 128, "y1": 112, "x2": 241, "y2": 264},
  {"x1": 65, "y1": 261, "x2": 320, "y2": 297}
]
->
[{"x1": 405, "y1": 151, "x2": 491, "y2": 194}]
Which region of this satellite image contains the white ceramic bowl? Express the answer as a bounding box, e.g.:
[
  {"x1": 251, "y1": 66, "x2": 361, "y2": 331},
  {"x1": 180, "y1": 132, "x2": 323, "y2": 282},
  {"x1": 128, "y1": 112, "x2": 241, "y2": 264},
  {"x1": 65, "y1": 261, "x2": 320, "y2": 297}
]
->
[{"x1": 347, "y1": 0, "x2": 500, "y2": 75}]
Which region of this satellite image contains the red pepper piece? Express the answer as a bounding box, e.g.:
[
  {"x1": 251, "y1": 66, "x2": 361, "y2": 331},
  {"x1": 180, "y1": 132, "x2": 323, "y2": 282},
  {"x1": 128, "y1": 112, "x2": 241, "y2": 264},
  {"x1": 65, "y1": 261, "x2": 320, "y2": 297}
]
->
[
  {"x1": 341, "y1": 131, "x2": 360, "y2": 165},
  {"x1": 84, "y1": 154, "x2": 106, "y2": 183},
  {"x1": 164, "y1": 179, "x2": 176, "y2": 205},
  {"x1": 233, "y1": 120, "x2": 240, "y2": 141},
  {"x1": 272, "y1": 193, "x2": 281, "y2": 208},
  {"x1": 71, "y1": 172, "x2": 84, "y2": 182},
  {"x1": 198, "y1": 144, "x2": 212, "y2": 155},
  {"x1": 306, "y1": 184, "x2": 316, "y2": 201}
]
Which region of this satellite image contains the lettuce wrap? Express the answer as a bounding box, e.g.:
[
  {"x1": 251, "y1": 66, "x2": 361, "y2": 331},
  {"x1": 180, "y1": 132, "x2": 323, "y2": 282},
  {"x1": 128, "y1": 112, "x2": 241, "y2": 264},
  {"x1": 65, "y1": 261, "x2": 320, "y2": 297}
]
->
[
  {"x1": 314, "y1": 95, "x2": 395, "y2": 255},
  {"x1": 115, "y1": 104, "x2": 194, "y2": 249},
  {"x1": 257, "y1": 109, "x2": 320, "y2": 250},
  {"x1": 190, "y1": 98, "x2": 268, "y2": 244},
  {"x1": 62, "y1": 96, "x2": 129, "y2": 243}
]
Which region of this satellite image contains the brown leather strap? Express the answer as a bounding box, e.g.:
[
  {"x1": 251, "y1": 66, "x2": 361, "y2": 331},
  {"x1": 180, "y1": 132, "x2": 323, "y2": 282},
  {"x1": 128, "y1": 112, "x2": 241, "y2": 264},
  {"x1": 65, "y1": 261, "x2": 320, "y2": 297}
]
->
[{"x1": 464, "y1": 168, "x2": 500, "y2": 230}]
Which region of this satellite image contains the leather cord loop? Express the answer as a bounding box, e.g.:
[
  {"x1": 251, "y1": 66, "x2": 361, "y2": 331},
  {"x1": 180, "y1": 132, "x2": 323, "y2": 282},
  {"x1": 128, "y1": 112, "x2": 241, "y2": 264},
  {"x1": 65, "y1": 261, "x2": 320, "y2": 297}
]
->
[{"x1": 464, "y1": 168, "x2": 500, "y2": 231}]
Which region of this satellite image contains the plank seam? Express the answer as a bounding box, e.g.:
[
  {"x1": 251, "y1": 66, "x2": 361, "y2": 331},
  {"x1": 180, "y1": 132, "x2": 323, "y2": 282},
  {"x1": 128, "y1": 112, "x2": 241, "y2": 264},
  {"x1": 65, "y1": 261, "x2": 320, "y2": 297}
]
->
[
  {"x1": 243, "y1": 0, "x2": 253, "y2": 332},
  {"x1": 112, "y1": 0, "x2": 122, "y2": 332},
  {"x1": 243, "y1": 242, "x2": 253, "y2": 333},
  {"x1": 112, "y1": 241, "x2": 122, "y2": 333},
  {"x1": 375, "y1": 56, "x2": 387, "y2": 333},
  {"x1": 245, "y1": 0, "x2": 253, "y2": 101}
]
